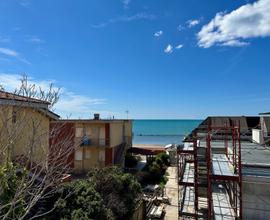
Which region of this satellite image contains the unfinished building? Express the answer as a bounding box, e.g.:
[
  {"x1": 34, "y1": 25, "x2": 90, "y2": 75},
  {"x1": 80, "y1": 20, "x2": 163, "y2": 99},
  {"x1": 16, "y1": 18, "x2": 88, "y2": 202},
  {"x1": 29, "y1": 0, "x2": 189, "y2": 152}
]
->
[{"x1": 178, "y1": 116, "x2": 270, "y2": 220}]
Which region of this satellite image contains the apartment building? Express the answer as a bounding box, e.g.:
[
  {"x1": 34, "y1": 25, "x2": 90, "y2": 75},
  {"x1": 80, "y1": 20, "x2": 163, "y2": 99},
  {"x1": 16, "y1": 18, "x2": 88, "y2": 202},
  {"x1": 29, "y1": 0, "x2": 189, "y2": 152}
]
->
[
  {"x1": 50, "y1": 115, "x2": 132, "y2": 172},
  {"x1": 0, "y1": 91, "x2": 59, "y2": 164}
]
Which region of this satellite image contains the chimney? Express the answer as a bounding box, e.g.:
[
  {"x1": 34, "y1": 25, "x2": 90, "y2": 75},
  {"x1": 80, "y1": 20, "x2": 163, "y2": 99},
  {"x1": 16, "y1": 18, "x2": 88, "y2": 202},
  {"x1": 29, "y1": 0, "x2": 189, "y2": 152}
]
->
[{"x1": 94, "y1": 113, "x2": 100, "y2": 120}]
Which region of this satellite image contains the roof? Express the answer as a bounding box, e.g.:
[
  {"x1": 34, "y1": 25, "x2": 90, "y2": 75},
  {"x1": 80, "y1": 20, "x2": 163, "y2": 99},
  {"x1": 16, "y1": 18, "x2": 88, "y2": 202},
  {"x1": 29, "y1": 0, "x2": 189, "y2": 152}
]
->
[
  {"x1": 259, "y1": 112, "x2": 270, "y2": 115},
  {"x1": 0, "y1": 91, "x2": 59, "y2": 120},
  {"x1": 183, "y1": 116, "x2": 260, "y2": 142},
  {"x1": 128, "y1": 147, "x2": 165, "y2": 155},
  {"x1": 51, "y1": 119, "x2": 132, "y2": 123},
  {"x1": 0, "y1": 91, "x2": 50, "y2": 104},
  {"x1": 38, "y1": 108, "x2": 60, "y2": 120}
]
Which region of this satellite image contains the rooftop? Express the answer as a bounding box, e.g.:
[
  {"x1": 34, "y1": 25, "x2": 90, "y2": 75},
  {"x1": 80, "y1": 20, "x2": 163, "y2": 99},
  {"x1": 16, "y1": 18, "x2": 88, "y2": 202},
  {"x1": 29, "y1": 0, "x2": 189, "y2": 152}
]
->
[
  {"x1": 259, "y1": 112, "x2": 270, "y2": 115},
  {"x1": 0, "y1": 91, "x2": 59, "y2": 120},
  {"x1": 52, "y1": 119, "x2": 132, "y2": 123},
  {"x1": 0, "y1": 91, "x2": 50, "y2": 105}
]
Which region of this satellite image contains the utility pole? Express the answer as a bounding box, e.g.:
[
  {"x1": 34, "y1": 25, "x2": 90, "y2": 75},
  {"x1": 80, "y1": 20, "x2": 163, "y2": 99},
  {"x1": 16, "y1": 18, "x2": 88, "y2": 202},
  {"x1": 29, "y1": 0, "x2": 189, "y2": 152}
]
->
[{"x1": 125, "y1": 110, "x2": 129, "y2": 119}]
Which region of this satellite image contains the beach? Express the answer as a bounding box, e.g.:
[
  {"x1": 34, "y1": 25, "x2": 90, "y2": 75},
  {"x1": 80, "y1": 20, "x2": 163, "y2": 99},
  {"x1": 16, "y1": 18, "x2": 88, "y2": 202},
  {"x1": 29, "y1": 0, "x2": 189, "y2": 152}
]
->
[{"x1": 133, "y1": 143, "x2": 165, "y2": 149}]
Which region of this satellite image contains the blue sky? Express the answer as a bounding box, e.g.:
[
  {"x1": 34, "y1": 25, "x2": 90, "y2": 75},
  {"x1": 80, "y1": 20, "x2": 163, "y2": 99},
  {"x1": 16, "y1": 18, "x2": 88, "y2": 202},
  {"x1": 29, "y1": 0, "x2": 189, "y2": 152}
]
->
[{"x1": 0, "y1": 0, "x2": 270, "y2": 119}]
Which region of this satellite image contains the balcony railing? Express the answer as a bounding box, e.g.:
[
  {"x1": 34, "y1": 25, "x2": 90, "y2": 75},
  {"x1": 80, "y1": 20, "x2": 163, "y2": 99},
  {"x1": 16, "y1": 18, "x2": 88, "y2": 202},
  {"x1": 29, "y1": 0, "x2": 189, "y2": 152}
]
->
[
  {"x1": 80, "y1": 137, "x2": 109, "y2": 147},
  {"x1": 79, "y1": 136, "x2": 132, "y2": 147}
]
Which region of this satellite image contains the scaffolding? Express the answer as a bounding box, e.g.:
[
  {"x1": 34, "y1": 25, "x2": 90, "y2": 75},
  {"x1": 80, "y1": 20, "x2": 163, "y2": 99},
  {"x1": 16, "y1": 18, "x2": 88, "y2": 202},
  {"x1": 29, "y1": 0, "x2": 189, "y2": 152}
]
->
[{"x1": 178, "y1": 122, "x2": 242, "y2": 220}]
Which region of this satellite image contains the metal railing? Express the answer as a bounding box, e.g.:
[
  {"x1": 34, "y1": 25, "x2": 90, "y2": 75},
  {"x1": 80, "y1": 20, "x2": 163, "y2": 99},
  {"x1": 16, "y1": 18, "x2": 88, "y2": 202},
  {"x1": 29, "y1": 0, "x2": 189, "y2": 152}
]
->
[
  {"x1": 79, "y1": 137, "x2": 109, "y2": 147},
  {"x1": 78, "y1": 135, "x2": 132, "y2": 147}
]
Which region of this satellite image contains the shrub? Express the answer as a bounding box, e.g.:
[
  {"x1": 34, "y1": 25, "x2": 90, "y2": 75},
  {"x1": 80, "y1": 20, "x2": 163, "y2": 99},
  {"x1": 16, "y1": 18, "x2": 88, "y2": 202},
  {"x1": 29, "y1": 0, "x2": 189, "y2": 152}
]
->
[{"x1": 125, "y1": 153, "x2": 138, "y2": 168}]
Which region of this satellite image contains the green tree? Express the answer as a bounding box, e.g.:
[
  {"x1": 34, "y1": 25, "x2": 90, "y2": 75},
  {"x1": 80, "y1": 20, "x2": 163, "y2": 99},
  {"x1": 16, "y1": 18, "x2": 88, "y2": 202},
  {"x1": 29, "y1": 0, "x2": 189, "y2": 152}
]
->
[
  {"x1": 157, "y1": 152, "x2": 170, "y2": 166},
  {"x1": 88, "y1": 166, "x2": 142, "y2": 220},
  {"x1": 125, "y1": 153, "x2": 138, "y2": 168},
  {"x1": 53, "y1": 180, "x2": 113, "y2": 220},
  {"x1": 137, "y1": 153, "x2": 169, "y2": 185}
]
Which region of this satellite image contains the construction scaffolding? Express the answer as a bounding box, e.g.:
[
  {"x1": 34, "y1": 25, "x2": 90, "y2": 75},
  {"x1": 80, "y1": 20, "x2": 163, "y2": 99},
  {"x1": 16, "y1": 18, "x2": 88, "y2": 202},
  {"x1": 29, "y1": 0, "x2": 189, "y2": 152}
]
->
[{"x1": 178, "y1": 122, "x2": 242, "y2": 220}]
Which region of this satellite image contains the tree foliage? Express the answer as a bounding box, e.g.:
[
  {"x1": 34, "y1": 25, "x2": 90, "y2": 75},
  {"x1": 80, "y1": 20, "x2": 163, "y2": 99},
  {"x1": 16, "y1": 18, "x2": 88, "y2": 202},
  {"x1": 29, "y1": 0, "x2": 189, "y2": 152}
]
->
[
  {"x1": 125, "y1": 153, "x2": 139, "y2": 168},
  {"x1": 52, "y1": 166, "x2": 142, "y2": 220},
  {"x1": 137, "y1": 153, "x2": 170, "y2": 185},
  {"x1": 53, "y1": 180, "x2": 113, "y2": 220},
  {"x1": 88, "y1": 166, "x2": 142, "y2": 220}
]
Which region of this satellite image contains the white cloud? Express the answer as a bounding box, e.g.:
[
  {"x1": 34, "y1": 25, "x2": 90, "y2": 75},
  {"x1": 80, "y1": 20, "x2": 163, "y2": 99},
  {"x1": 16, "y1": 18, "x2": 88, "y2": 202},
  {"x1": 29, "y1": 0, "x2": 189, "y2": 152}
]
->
[
  {"x1": 197, "y1": 0, "x2": 270, "y2": 48},
  {"x1": 221, "y1": 40, "x2": 249, "y2": 47},
  {"x1": 175, "y1": 44, "x2": 183, "y2": 49},
  {"x1": 154, "y1": 30, "x2": 163, "y2": 37},
  {"x1": 0, "y1": 47, "x2": 31, "y2": 64},
  {"x1": 0, "y1": 73, "x2": 107, "y2": 118},
  {"x1": 55, "y1": 92, "x2": 106, "y2": 115},
  {"x1": 91, "y1": 13, "x2": 156, "y2": 28},
  {"x1": 187, "y1": 19, "x2": 200, "y2": 28},
  {"x1": 0, "y1": 73, "x2": 22, "y2": 90},
  {"x1": 0, "y1": 48, "x2": 18, "y2": 57},
  {"x1": 164, "y1": 44, "x2": 173, "y2": 54},
  {"x1": 122, "y1": 0, "x2": 131, "y2": 9}
]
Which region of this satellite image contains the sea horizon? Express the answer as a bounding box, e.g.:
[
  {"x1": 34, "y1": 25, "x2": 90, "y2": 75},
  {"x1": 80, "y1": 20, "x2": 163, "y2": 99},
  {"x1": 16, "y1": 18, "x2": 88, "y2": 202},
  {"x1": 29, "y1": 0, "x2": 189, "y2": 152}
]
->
[{"x1": 132, "y1": 119, "x2": 202, "y2": 146}]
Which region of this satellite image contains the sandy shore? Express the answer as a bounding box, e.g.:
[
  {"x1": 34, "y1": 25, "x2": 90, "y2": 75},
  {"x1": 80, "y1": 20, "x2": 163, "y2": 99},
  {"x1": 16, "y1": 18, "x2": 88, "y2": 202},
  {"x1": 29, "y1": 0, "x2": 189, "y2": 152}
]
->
[{"x1": 133, "y1": 144, "x2": 165, "y2": 149}]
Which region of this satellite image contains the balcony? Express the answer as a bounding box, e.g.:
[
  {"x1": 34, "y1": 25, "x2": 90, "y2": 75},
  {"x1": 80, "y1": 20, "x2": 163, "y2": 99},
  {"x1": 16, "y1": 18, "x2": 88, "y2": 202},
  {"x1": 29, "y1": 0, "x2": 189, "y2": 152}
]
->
[{"x1": 80, "y1": 137, "x2": 109, "y2": 147}]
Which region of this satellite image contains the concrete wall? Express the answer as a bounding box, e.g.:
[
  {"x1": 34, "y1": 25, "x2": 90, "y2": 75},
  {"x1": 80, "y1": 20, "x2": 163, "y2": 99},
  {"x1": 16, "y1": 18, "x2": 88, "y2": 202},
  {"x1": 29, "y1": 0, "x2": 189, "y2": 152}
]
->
[
  {"x1": 243, "y1": 176, "x2": 270, "y2": 220},
  {"x1": 74, "y1": 147, "x2": 105, "y2": 171},
  {"x1": 110, "y1": 122, "x2": 124, "y2": 147},
  {"x1": 109, "y1": 120, "x2": 132, "y2": 147},
  {"x1": 0, "y1": 105, "x2": 50, "y2": 164},
  {"x1": 124, "y1": 120, "x2": 132, "y2": 146},
  {"x1": 252, "y1": 129, "x2": 264, "y2": 144}
]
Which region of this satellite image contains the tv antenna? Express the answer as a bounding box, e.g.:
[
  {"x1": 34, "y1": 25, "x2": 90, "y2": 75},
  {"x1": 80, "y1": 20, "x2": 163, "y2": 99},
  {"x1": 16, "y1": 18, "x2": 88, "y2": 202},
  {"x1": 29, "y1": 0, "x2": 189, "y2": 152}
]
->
[{"x1": 125, "y1": 110, "x2": 129, "y2": 119}]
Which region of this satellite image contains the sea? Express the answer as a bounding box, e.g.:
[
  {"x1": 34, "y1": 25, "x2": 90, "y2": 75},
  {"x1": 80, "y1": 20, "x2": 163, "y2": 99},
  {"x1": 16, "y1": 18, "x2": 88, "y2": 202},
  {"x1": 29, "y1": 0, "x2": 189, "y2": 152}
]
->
[{"x1": 132, "y1": 119, "x2": 202, "y2": 146}]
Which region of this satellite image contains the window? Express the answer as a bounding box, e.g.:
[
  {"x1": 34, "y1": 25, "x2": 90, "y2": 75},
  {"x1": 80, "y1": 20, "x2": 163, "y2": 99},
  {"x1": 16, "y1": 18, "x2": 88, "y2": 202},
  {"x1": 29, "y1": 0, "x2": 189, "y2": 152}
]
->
[
  {"x1": 75, "y1": 150, "x2": 82, "y2": 160},
  {"x1": 76, "y1": 127, "x2": 83, "y2": 138},
  {"x1": 85, "y1": 150, "x2": 91, "y2": 159},
  {"x1": 99, "y1": 150, "x2": 105, "y2": 162},
  {"x1": 86, "y1": 127, "x2": 93, "y2": 136},
  {"x1": 12, "y1": 110, "x2": 17, "y2": 124}
]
